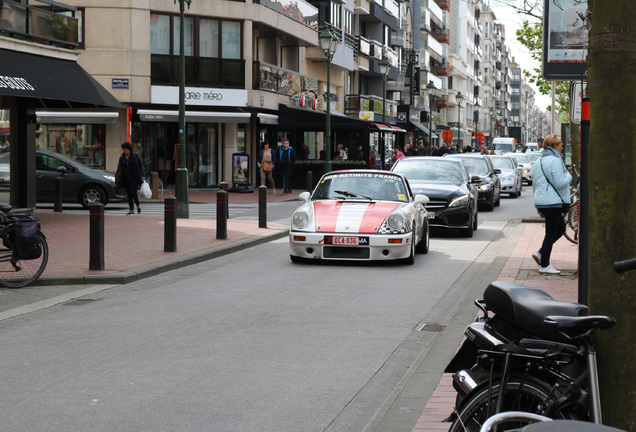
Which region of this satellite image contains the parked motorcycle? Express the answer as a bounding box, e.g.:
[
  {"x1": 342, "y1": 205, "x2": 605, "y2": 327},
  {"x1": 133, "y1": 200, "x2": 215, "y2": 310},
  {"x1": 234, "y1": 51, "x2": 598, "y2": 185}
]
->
[{"x1": 444, "y1": 280, "x2": 617, "y2": 431}]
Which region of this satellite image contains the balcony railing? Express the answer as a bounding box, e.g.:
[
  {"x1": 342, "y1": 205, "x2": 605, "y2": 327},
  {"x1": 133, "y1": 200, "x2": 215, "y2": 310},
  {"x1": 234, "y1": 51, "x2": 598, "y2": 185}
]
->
[
  {"x1": 436, "y1": 95, "x2": 450, "y2": 108},
  {"x1": 252, "y1": 61, "x2": 318, "y2": 95},
  {"x1": 435, "y1": 28, "x2": 450, "y2": 44},
  {"x1": 0, "y1": 0, "x2": 79, "y2": 48},
  {"x1": 435, "y1": 0, "x2": 450, "y2": 12},
  {"x1": 436, "y1": 63, "x2": 450, "y2": 77}
]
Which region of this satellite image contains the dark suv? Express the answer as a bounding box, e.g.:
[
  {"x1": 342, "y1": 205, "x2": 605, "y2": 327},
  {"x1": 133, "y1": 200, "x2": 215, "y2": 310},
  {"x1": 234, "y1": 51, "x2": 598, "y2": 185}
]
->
[
  {"x1": 391, "y1": 156, "x2": 480, "y2": 238},
  {"x1": 444, "y1": 154, "x2": 501, "y2": 211}
]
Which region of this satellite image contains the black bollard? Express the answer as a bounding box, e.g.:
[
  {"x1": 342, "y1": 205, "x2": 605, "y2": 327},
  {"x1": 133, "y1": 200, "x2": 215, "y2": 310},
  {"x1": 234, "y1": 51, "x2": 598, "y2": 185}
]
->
[
  {"x1": 306, "y1": 171, "x2": 313, "y2": 192},
  {"x1": 220, "y1": 181, "x2": 229, "y2": 219},
  {"x1": 164, "y1": 196, "x2": 177, "y2": 252},
  {"x1": 54, "y1": 177, "x2": 63, "y2": 212},
  {"x1": 89, "y1": 202, "x2": 105, "y2": 270},
  {"x1": 258, "y1": 185, "x2": 267, "y2": 229},
  {"x1": 216, "y1": 190, "x2": 227, "y2": 240}
]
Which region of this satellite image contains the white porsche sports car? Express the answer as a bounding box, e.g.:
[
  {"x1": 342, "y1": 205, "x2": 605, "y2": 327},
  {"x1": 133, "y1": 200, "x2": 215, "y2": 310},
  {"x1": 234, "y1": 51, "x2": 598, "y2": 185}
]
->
[{"x1": 289, "y1": 170, "x2": 430, "y2": 264}]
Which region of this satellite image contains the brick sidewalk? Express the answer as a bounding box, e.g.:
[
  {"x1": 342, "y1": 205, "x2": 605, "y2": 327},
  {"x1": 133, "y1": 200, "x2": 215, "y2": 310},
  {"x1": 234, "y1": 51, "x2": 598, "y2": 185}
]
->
[{"x1": 412, "y1": 222, "x2": 579, "y2": 432}]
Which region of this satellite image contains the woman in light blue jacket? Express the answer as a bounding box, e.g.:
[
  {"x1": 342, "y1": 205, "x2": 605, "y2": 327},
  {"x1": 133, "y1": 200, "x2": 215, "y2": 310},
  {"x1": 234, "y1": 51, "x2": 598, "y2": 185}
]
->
[{"x1": 531, "y1": 134, "x2": 572, "y2": 275}]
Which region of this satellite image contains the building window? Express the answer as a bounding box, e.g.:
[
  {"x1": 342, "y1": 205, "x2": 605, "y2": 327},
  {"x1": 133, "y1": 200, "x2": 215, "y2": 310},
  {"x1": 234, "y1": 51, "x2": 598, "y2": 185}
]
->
[
  {"x1": 200, "y1": 19, "x2": 219, "y2": 57},
  {"x1": 150, "y1": 13, "x2": 244, "y2": 87},
  {"x1": 151, "y1": 14, "x2": 171, "y2": 54}
]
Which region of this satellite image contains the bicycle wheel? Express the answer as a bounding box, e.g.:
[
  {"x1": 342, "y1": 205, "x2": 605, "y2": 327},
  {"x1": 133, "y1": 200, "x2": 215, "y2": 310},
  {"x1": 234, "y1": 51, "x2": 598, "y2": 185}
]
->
[
  {"x1": 449, "y1": 379, "x2": 575, "y2": 432},
  {"x1": 568, "y1": 204, "x2": 579, "y2": 231},
  {"x1": 563, "y1": 211, "x2": 578, "y2": 245},
  {"x1": 0, "y1": 234, "x2": 49, "y2": 288},
  {"x1": 156, "y1": 177, "x2": 164, "y2": 199}
]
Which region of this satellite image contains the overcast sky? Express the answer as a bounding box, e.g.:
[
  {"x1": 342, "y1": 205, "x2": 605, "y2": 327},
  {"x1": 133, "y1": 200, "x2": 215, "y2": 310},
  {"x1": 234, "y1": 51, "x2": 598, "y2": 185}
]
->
[{"x1": 489, "y1": 2, "x2": 553, "y2": 112}]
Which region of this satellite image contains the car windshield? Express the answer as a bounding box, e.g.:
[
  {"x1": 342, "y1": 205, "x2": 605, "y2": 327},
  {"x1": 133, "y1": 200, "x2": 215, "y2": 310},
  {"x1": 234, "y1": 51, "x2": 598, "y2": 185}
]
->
[
  {"x1": 490, "y1": 157, "x2": 514, "y2": 170},
  {"x1": 312, "y1": 172, "x2": 408, "y2": 202},
  {"x1": 392, "y1": 159, "x2": 464, "y2": 183},
  {"x1": 455, "y1": 158, "x2": 489, "y2": 175}
]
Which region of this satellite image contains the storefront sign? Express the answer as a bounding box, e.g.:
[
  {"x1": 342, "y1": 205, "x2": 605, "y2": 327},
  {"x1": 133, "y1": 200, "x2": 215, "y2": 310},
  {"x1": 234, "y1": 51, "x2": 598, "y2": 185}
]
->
[
  {"x1": 359, "y1": 111, "x2": 374, "y2": 121},
  {"x1": 151, "y1": 85, "x2": 248, "y2": 107}
]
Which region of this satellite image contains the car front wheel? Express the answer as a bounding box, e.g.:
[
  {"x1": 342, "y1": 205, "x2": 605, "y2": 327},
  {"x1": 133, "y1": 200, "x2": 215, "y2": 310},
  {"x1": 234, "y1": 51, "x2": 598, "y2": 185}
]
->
[
  {"x1": 415, "y1": 222, "x2": 429, "y2": 254},
  {"x1": 79, "y1": 184, "x2": 107, "y2": 209}
]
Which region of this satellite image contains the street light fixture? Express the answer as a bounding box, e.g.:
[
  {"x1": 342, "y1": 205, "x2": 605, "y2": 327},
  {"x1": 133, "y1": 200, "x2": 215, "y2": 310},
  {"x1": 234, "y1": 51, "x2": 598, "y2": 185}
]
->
[
  {"x1": 175, "y1": 0, "x2": 192, "y2": 218},
  {"x1": 456, "y1": 92, "x2": 464, "y2": 150},
  {"x1": 426, "y1": 81, "x2": 437, "y2": 155},
  {"x1": 318, "y1": 26, "x2": 339, "y2": 174},
  {"x1": 378, "y1": 56, "x2": 390, "y2": 168}
]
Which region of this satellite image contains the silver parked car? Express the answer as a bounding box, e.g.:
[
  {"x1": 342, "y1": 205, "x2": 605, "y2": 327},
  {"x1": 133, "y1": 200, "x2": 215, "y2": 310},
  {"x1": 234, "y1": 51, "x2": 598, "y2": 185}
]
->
[
  {"x1": 506, "y1": 152, "x2": 533, "y2": 185},
  {"x1": 488, "y1": 154, "x2": 522, "y2": 198}
]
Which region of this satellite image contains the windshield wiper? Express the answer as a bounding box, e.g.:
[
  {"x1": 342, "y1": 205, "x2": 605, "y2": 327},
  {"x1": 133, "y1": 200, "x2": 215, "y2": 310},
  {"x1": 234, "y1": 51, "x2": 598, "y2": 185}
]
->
[{"x1": 333, "y1": 190, "x2": 373, "y2": 200}]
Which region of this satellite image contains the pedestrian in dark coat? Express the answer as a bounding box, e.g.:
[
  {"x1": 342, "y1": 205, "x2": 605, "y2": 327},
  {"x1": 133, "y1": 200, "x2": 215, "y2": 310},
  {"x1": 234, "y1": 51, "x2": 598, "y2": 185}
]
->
[
  {"x1": 278, "y1": 138, "x2": 296, "y2": 195},
  {"x1": 115, "y1": 142, "x2": 144, "y2": 215}
]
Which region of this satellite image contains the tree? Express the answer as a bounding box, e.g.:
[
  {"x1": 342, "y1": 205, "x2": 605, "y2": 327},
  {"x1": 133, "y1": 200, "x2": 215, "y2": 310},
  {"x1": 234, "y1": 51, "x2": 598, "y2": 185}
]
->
[{"x1": 587, "y1": 0, "x2": 636, "y2": 429}]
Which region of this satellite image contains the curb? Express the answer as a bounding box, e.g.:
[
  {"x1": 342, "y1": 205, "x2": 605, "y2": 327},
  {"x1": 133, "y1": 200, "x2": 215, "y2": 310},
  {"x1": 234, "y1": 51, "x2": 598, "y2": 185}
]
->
[{"x1": 31, "y1": 227, "x2": 289, "y2": 287}]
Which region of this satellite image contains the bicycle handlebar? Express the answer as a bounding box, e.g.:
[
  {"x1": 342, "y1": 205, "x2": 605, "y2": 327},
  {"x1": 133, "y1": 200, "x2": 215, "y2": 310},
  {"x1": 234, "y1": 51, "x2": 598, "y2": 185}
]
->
[{"x1": 614, "y1": 258, "x2": 636, "y2": 274}]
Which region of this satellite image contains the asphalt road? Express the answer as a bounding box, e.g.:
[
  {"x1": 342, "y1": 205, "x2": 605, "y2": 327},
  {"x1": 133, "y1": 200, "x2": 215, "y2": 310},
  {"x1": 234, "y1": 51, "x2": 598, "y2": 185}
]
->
[{"x1": 0, "y1": 191, "x2": 537, "y2": 431}]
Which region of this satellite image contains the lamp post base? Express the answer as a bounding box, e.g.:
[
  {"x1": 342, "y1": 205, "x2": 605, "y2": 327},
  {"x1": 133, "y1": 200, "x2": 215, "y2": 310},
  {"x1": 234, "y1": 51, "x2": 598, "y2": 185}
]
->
[{"x1": 175, "y1": 167, "x2": 189, "y2": 218}]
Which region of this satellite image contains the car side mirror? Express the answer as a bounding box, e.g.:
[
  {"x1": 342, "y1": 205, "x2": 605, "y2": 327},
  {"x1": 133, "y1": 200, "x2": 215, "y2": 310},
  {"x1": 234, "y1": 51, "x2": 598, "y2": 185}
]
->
[
  {"x1": 414, "y1": 194, "x2": 429, "y2": 205},
  {"x1": 299, "y1": 191, "x2": 311, "y2": 202},
  {"x1": 470, "y1": 175, "x2": 481, "y2": 184},
  {"x1": 57, "y1": 166, "x2": 69, "y2": 176},
  {"x1": 493, "y1": 169, "x2": 501, "y2": 175}
]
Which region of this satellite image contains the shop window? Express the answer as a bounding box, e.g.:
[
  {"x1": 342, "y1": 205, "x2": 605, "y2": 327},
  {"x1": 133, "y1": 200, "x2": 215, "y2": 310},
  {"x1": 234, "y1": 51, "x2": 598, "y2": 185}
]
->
[{"x1": 36, "y1": 125, "x2": 106, "y2": 170}]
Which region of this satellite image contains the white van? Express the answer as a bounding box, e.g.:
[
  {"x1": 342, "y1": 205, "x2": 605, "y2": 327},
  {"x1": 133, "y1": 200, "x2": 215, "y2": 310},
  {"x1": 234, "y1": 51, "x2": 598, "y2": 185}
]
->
[
  {"x1": 525, "y1": 142, "x2": 540, "y2": 152},
  {"x1": 491, "y1": 138, "x2": 516, "y2": 154}
]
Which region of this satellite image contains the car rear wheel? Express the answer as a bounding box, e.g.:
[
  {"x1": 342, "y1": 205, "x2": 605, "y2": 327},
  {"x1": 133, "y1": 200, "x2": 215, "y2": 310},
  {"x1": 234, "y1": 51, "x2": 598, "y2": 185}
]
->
[{"x1": 79, "y1": 184, "x2": 107, "y2": 209}]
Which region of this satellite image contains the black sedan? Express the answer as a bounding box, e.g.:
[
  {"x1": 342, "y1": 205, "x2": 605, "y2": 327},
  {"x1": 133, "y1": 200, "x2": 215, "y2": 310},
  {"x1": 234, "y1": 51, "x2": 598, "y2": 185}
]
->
[
  {"x1": 444, "y1": 154, "x2": 501, "y2": 211},
  {"x1": 35, "y1": 149, "x2": 126, "y2": 208},
  {"x1": 391, "y1": 157, "x2": 480, "y2": 237}
]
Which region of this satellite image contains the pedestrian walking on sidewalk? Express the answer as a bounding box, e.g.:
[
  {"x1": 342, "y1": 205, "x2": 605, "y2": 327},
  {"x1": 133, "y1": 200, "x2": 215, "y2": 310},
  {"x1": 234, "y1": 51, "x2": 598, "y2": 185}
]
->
[
  {"x1": 257, "y1": 141, "x2": 276, "y2": 193},
  {"x1": 532, "y1": 134, "x2": 572, "y2": 275},
  {"x1": 278, "y1": 138, "x2": 295, "y2": 195},
  {"x1": 115, "y1": 142, "x2": 145, "y2": 215}
]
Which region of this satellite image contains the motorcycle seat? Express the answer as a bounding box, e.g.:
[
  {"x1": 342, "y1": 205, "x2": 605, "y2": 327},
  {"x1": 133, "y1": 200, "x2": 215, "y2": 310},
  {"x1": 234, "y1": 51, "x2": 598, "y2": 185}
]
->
[{"x1": 484, "y1": 281, "x2": 588, "y2": 341}]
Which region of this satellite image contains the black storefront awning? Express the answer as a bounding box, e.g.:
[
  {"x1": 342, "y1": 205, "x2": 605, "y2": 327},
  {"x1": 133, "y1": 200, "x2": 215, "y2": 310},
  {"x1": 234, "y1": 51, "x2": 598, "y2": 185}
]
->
[
  {"x1": 0, "y1": 49, "x2": 123, "y2": 108},
  {"x1": 278, "y1": 104, "x2": 371, "y2": 129}
]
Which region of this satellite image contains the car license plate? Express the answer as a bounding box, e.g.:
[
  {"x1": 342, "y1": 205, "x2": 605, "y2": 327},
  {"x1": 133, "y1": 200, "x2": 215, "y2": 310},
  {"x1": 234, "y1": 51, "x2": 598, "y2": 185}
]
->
[
  {"x1": 427, "y1": 212, "x2": 435, "y2": 219},
  {"x1": 325, "y1": 236, "x2": 369, "y2": 246}
]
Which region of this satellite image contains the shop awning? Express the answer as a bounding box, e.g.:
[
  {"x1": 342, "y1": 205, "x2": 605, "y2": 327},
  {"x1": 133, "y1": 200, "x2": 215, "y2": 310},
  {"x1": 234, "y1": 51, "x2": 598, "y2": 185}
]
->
[
  {"x1": 371, "y1": 123, "x2": 406, "y2": 133},
  {"x1": 370, "y1": 122, "x2": 394, "y2": 132},
  {"x1": 409, "y1": 121, "x2": 438, "y2": 138},
  {"x1": 0, "y1": 49, "x2": 123, "y2": 108},
  {"x1": 36, "y1": 111, "x2": 119, "y2": 124},
  {"x1": 278, "y1": 104, "x2": 371, "y2": 129},
  {"x1": 257, "y1": 113, "x2": 278, "y2": 125},
  {"x1": 138, "y1": 109, "x2": 251, "y2": 123}
]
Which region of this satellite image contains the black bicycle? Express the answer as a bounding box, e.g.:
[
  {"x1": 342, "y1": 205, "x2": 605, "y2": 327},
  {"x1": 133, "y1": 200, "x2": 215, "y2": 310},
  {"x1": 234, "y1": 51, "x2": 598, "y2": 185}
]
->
[{"x1": 0, "y1": 204, "x2": 48, "y2": 288}]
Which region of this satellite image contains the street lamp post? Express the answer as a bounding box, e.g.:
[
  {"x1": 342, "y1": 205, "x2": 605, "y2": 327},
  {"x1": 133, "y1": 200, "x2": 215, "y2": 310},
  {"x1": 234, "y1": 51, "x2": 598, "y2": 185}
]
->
[
  {"x1": 426, "y1": 81, "x2": 437, "y2": 155},
  {"x1": 319, "y1": 26, "x2": 339, "y2": 174},
  {"x1": 378, "y1": 57, "x2": 390, "y2": 168},
  {"x1": 489, "y1": 107, "x2": 494, "y2": 149},
  {"x1": 456, "y1": 92, "x2": 464, "y2": 150},
  {"x1": 175, "y1": 0, "x2": 191, "y2": 218}
]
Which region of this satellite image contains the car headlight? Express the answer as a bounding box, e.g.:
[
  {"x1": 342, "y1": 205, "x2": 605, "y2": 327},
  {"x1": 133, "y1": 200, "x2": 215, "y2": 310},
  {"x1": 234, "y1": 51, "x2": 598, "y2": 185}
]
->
[
  {"x1": 291, "y1": 204, "x2": 312, "y2": 229},
  {"x1": 449, "y1": 194, "x2": 469, "y2": 208},
  {"x1": 523, "y1": 169, "x2": 529, "y2": 174},
  {"x1": 386, "y1": 211, "x2": 406, "y2": 231},
  {"x1": 477, "y1": 184, "x2": 493, "y2": 191},
  {"x1": 103, "y1": 174, "x2": 115, "y2": 182}
]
